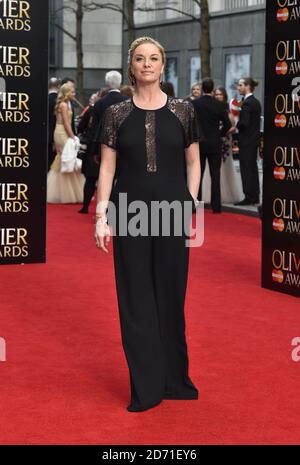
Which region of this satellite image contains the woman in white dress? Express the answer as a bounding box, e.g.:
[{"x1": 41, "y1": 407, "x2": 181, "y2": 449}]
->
[
  {"x1": 201, "y1": 87, "x2": 243, "y2": 205},
  {"x1": 47, "y1": 82, "x2": 85, "y2": 204}
]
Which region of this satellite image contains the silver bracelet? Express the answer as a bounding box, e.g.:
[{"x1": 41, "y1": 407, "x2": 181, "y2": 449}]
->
[{"x1": 95, "y1": 216, "x2": 108, "y2": 225}]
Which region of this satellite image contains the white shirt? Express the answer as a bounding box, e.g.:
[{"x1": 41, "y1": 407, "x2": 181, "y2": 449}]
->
[{"x1": 244, "y1": 93, "x2": 253, "y2": 100}]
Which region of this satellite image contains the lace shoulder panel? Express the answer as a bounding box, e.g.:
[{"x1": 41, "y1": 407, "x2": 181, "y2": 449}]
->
[
  {"x1": 167, "y1": 97, "x2": 200, "y2": 148},
  {"x1": 101, "y1": 99, "x2": 134, "y2": 149}
]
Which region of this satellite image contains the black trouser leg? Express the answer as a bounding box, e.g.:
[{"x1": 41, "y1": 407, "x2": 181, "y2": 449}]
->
[
  {"x1": 83, "y1": 177, "x2": 97, "y2": 210},
  {"x1": 153, "y1": 234, "x2": 198, "y2": 399},
  {"x1": 113, "y1": 233, "x2": 165, "y2": 410},
  {"x1": 207, "y1": 152, "x2": 222, "y2": 212},
  {"x1": 199, "y1": 152, "x2": 207, "y2": 200},
  {"x1": 112, "y1": 217, "x2": 198, "y2": 411},
  {"x1": 239, "y1": 145, "x2": 260, "y2": 202}
]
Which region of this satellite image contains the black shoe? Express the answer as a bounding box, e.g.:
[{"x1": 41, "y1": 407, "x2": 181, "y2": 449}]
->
[
  {"x1": 163, "y1": 391, "x2": 198, "y2": 400},
  {"x1": 212, "y1": 210, "x2": 222, "y2": 214},
  {"x1": 234, "y1": 199, "x2": 255, "y2": 206},
  {"x1": 257, "y1": 205, "x2": 263, "y2": 219},
  {"x1": 164, "y1": 383, "x2": 199, "y2": 400},
  {"x1": 78, "y1": 207, "x2": 88, "y2": 214},
  {"x1": 127, "y1": 399, "x2": 162, "y2": 412}
]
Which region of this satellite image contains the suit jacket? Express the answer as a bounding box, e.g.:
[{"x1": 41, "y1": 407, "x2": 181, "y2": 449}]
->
[
  {"x1": 193, "y1": 95, "x2": 231, "y2": 154},
  {"x1": 48, "y1": 91, "x2": 58, "y2": 144},
  {"x1": 237, "y1": 95, "x2": 261, "y2": 147},
  {"x1": 78, "y1": 105, "x2": 98, "y2": 178},
  {"x1": 90, "y1": 91, "x2": 128, "y2": 149},
  {"x1": 77, "y1": 105, "x2": 93, "y2": 135},
  {"x1": 82, "y1": 91, "x2": 127, "y2": 178}
]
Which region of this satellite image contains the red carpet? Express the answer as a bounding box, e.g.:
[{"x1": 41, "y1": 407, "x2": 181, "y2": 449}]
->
[{"x1": 0, "y1": 205, "x2": 299, "y2": 445}]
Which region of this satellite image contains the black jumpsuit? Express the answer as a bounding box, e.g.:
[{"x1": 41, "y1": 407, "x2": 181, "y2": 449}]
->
[{"x1": 101, "y1": 96, "x2": 200, "y2": 412}]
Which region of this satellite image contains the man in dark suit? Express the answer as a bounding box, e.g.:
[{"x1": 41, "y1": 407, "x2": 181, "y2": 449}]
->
[
  {"x1": 78, "y1": 70, "x2": 128, "y2": 213},
  {"x1": 235, "y1": 77, "x2": 261, "y2": 206},
  {"x1": 193, "y1": 78, "x2": 232, "y2": 213},
  {"x1": 48, "y1": 77, "x2": 60, "y2": 170}
]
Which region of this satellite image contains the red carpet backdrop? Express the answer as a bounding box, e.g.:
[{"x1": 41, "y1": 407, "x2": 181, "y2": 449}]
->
[
  {"x1": 262, "y1": 0, "x2": 300, "y2": 297},
  {"x1": 0, "y1": 0, "x2": 48, "y2": 264},
  {"x1": 0, "y1": 206, "x2": 299, "y2": 445}
]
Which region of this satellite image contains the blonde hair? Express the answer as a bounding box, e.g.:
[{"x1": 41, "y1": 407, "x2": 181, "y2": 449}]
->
[
  {"x1": 127, "y1": 36, "x2": 166, "y2": 86},
  {"x1": 55, "y1": 82, "x2": 74, "y2": 114}
]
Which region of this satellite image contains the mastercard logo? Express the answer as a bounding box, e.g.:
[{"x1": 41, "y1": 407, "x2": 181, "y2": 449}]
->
[
  {"x1": 273, "y1": 166, "x2": 286, "y2": 180},
  {"x1": 275, "y1": 61, "x2": 288, "y2": 75},
  {"x1": 272, "y1": 218, "x2": 285, "y2": 232},
  {"x1": 272, "y1": 269, "x2": 284, "y2": 283},
  {"x1": 276, "y1": 8, "x2": 289, "y2": 22},
  {"x1": 274, "y1": 114, "x2": 287, "y2": 127}
]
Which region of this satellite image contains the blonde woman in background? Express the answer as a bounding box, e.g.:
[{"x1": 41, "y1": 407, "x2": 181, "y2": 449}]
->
[{"x1": 47, "y1": 82, "x2": 85, "y2": 203}]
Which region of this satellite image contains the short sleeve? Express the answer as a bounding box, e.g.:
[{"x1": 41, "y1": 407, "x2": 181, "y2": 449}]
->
[
  {"x1": 100, "y1": 106, "x2": 117, "y2": 149},
  {"x1": 185, "y1": 102, "x2": 203, "y2": 148}
]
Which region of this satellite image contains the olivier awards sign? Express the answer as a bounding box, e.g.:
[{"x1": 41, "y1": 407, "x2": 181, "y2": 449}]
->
[
  {"x1": 0, "y1": 1, "x2": 48, "y2": 264},
  {"x1": 262, "y1": 0, "x2": 300, "y2": 297}
]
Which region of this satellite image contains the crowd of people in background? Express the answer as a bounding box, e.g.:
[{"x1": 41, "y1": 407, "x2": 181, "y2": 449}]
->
[{"x1": 47, "y1": 71, "x2": 262, "y2": 214}]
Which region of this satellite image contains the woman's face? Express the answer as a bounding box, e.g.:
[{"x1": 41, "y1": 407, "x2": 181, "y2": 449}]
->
[
  {"x1": 192, "y1": 85, "x2": 201, "y2": 98},
  {"x1": 68, "y1": 86, "x2": 76, "y2": 101},
  {"x1": 214, "y1": 90, "x2": 224, "y2": 102},
  {"x1": 131, "y1": 42, "x2": 164, "y2": 86}
]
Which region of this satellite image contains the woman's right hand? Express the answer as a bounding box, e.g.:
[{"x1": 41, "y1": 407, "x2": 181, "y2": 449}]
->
[{"x1": 94, "y1": 217, "x2": 111, "y2": 253}]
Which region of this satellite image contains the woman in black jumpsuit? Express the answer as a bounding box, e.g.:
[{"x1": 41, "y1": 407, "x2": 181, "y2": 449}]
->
[{"x1": 95, "y1": 37, "x2": 201, "y2": 412}]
